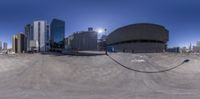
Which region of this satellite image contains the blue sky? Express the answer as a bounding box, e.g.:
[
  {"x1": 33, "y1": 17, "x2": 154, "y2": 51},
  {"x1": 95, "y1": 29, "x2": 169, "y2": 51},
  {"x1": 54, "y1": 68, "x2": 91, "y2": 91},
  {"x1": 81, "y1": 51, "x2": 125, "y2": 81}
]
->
[{"x1": 0, "y1": 0, "x2": 200, "y2": 48}]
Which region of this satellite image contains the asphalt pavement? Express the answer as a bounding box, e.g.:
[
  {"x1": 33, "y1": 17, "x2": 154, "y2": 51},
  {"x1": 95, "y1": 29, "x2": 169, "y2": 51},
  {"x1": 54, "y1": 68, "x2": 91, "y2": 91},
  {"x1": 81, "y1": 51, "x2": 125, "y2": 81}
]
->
[{"x1": 0, "y1": 53, "x2": 199, "y2": 99}]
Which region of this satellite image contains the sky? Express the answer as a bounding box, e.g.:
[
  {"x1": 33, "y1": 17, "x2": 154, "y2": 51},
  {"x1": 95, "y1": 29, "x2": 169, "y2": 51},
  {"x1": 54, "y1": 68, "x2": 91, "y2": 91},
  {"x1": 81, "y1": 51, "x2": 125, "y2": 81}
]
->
[{"x1": 0, "y1": 0, "x2": 200, "y2": 48}]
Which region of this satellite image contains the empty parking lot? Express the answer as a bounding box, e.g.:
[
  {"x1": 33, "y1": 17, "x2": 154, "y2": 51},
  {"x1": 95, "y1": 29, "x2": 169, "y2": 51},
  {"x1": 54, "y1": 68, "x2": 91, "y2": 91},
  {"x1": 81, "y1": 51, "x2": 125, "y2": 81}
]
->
[{"x1": 0, "y1": 53, "x2": 200, "y2": 99}]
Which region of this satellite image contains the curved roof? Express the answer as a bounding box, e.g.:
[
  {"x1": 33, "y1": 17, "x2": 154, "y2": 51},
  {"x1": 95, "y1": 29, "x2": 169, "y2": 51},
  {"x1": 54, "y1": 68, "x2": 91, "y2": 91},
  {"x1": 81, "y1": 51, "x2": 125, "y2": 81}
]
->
[{"x1": 107, "y1": 23, "x2": 169, "y2": 45}]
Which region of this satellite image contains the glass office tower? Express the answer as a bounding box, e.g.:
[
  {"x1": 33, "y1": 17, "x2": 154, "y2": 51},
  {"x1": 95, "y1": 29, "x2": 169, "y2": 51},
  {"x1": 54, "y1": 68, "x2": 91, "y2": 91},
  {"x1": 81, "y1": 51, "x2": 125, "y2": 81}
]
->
[
  {"x1": 25, "y1": 24, "x2": 33, "y2": 52},
  {"x1": 50, "y1": 19, "x2": 65, "y2": 51}
]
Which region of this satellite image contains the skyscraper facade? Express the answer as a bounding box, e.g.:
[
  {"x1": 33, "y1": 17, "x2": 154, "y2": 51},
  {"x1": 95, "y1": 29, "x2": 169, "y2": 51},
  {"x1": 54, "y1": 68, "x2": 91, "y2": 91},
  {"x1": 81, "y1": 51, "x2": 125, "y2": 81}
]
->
[
  {"x1": 33, "y1": 21, "x2": 50, "y2": 52},
  {"x1": 12, "y1": 33, "x2": 26, "y2": 53},
  {"x1": 17, "y1": 33, "x2": 26, "y2": 53},
  {"x1": 25, "y1": 24, "x2": 33, "y2": 51},
  {"x1": 12, "y1": 35, "x2": 18, "y2": 53},
  {"x1": 50, "y1": 19, "x2": 65, "y2": 51}
]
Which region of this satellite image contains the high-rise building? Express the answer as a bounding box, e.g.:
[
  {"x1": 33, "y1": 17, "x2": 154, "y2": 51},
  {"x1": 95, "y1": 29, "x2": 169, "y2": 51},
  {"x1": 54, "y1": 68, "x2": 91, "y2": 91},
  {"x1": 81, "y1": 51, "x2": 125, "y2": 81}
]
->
[
  {"x1": 50, "y1": 19, "x2": 65, "y2": 51},
  {"x1": 3, "y1": 42, "x2": 7, "y2": 50},
  {"x1": 25, "y1": 20, "x2": 50, "y2": 52},
  {"x1": 0, "y1": 41, "x2": 1, "y2": 50},
  {"x1": 12, "y1": 33, "x2": 26, "y2": 53},
  {"x1": 25, "y1": 24, "x2": 33, "y2": 51},
  {"x1": 12, "y1": 35, "x2": 18, "y2": 53},
  {"x1": 33, "y1": 20, "x2": 50, "y2": 52},
  {"x1": 17, "y1": 33, "x2": 26, "y2": 53}
]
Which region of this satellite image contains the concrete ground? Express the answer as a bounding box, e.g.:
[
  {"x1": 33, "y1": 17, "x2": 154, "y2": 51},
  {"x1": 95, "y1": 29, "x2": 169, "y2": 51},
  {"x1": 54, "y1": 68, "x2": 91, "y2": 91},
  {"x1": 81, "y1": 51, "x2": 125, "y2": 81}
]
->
[{"x1": 0, "y1": 52, "x2": 200, "y2": 99}]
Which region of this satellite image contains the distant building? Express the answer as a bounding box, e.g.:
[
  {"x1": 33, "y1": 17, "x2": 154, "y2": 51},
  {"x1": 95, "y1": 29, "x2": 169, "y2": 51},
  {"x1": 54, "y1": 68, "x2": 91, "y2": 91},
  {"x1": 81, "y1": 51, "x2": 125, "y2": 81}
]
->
[
  {"x1": 189, "y1": 43, "x2": 193, "y2": 52},
  {"x1": 12, "y1": 33, "x2": 26, "y2": 53},
  {"x1": 33, "y1": 20, "x2": 50, "y2": 52},
  {"x1": 88, "y1": 27, "x2": 93, "y2": 31},
  {"x1": 3, "y1": 42, "x2": 8, "y2": 50},
  {"x1": 29, "y1": 40, "x2": 39, "y2": 52},
  {"x1": 25, "y1": 21, "x2": 49, "y2": 52},
  {"x1": 65, "y1": 35, "x2": 74, "y2": 49},
  {"x1": 25, "y1": 24, "x2": 33, "y2": 52},
  {"x1": 0, "y1": 41, "x2": 2, "y2": 51},
  {"x1": 106, "y1": 23, "x2": 169, "y2": 53},
  {"x1": 167, "y1": 47, "x2": 180, "y2": 53},
  {"x1": 180, "y1": 47, "x2": 189, "y2": 53},
  {"x1": 197, "y1": 41, "x2": 200, "y2": 47},
  {"x1": 50, "y1": 19, "x2": 65, "y2": 51},
  {"x1": 12, "y1": 35, "x2": 18, "y2": 53},
  {"x1": 193, "y1": 46, "x2": 200, "y2": 53},
  {"x1": 17, "y1": 33, "x2": 26, "y2": 53},
  {"x1": 67, "y1": 28, "x2": 98, "y2": 51},
  {"x1": 193, "y1": 41, "x2": 200, "y2": 53}
]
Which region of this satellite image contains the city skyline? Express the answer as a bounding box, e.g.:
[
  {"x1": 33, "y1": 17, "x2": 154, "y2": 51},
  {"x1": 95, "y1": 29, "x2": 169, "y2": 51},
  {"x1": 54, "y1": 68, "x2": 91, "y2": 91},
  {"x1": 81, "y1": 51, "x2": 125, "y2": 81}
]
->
[{"x1": 0, "y1": 0, "x2": 200, "y2": 48}]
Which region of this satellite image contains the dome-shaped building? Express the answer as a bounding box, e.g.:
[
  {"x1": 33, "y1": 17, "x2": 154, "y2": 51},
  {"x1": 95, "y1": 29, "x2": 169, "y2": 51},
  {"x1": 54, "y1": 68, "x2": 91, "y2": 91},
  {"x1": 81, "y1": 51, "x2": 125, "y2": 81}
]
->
[{"x1": 106, "y1": 23, "x2": 169, "y2": 53}]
